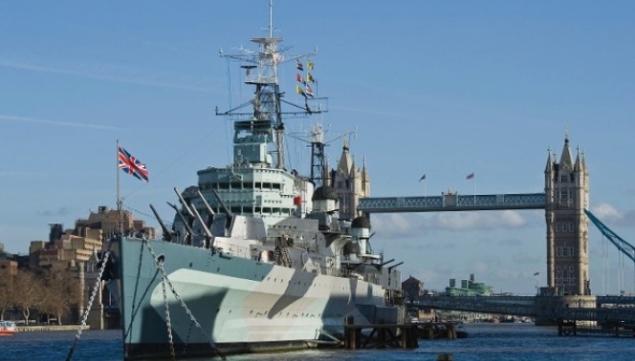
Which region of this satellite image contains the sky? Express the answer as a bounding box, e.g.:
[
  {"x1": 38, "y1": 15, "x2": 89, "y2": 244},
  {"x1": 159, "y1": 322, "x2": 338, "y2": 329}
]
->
[{"x1": 1, "y1": 0, "x2": 634, "y2": 295}]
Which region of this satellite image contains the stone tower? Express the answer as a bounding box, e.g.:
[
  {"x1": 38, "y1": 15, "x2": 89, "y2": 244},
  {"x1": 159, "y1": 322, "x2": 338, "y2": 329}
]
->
[
  {"x1": 331, "y1": 141, "x2": 371, "y2": 220},
  {"x1": 545, "y1": 136, "x2": 590, "y2": 295}
]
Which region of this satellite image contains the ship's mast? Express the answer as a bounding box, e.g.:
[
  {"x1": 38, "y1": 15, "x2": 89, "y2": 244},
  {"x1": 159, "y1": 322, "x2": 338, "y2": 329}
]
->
[
  {"x1": 216, "y1": 0, "x2": 326, "y2": 170},
  {"x1": 268, "y1": 0, "x2": 273, "y2": 38}
]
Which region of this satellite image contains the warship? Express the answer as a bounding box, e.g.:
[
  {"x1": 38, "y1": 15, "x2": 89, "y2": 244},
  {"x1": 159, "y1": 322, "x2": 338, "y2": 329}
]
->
[{"x1": 114, "y1": 2, "x2": 402, "y2": 359}]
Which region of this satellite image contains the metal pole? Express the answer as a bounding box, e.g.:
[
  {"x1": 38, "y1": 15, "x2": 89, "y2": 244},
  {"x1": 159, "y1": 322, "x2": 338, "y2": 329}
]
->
[
  {"x1": 268, "y1": 0, "x2": 273, "y2": 38},
  {"x1": 116, "y1": 139, "x2": 123, "y2": 236}
]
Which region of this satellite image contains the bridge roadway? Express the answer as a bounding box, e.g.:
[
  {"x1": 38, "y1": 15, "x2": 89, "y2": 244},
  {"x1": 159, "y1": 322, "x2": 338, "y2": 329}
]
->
[
  {"x1": 359, "y1": 193, "x2": 546, "y2": 213},
  {"x1": 412, "y1": 295, "x2": 635, "y2": 323}
]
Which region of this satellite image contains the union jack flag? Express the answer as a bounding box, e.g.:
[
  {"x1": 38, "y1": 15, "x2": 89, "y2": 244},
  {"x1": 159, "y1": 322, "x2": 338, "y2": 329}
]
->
[{"x1": 118, "y1": 146, "x2": 149, "y2": 182}]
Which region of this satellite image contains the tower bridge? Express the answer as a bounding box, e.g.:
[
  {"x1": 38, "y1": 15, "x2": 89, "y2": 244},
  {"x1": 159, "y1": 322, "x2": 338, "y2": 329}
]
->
[
  {"x1": 358, "y1": 192, "x2": 546, "y2": 213},
  {"x1": 359, "y1": 135, "x2": 590, "y2": 296},
  {"x1": 359, "y1": 136, "x2": 635, "y2": 326}
]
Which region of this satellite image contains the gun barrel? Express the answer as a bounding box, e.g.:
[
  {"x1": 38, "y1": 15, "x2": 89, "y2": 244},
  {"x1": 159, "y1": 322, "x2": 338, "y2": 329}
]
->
[
  {"x1": 211, "y1": 189, "x2": 232, "y2": 216},
  {"x1": 174, "y1": 187, "x2": 195, "y2": 218},
  {"x1": 167, "y1": 201, "x2": 194, "y2": 237},
  {"x1": 380, "y1": 258, "x2": 395, "y2": 266},
  {"x1": 149, "y1": 204, "x2": 172, "y2": 241},
  {"x1": 197, "y1": 189, "x2": 215, "y2": 217},
  {"x1": 191, "y1": 204, "x2": 213, "y2": 239}
]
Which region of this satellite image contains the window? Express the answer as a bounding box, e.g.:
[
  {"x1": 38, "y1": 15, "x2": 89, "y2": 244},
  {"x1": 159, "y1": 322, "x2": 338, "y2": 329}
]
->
[
  {"x1": 263, "y1": 182, "x2": 271, "y2": 189},
  {"x1": 231, "y1": 182, "x2": 241, "y2": 190},
  {"x1": 231, "y1": 206, "x2": 241, "y2": 213},
  {"x1": 244, "y1": 182, "x2": 253, "y2": 189},
  {"x1": 272, "y1": 183, "x2": 281, "y2": 190},
  {"x1": 559, "y1": 189, "x2": 569, "y2": 203},
  {"x1": 219, "y1": 182, "x2": 229, "y2": 189},
  {"x1": 560, "y1": 175, "x2": 568, "y2": 183}
]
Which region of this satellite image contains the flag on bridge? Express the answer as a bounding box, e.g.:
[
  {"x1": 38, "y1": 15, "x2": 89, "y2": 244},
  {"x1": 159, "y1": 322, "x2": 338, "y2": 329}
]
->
[
  {"x1": 118, "y1": 146, "x2": 149, "y2": 182},
  {"x1": 466, "y1": 172, "x2": 475, "y2": 180},
  {"x1": 419, "y1": 174, "x2": 426, "y2": 182}
]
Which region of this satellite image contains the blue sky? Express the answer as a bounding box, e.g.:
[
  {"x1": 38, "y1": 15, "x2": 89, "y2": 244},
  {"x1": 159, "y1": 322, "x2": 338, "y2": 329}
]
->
[{"x1": 1, "y1": 1, "x2": 634, "y2": 294}]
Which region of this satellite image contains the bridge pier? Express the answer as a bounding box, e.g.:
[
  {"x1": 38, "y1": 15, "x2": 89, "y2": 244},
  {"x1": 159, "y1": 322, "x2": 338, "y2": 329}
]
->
[{"x1": 535, "y1": 295, "x2": 596, "y2": 325}]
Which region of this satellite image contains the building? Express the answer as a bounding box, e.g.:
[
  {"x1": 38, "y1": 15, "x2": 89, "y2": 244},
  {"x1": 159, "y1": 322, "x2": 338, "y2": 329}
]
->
[
  {"x1": 402, "y1": 275, "x2": 424, "y2": 302},
  {"x1": 30, "y1": 225, "x2": 103, "y2": 272},
  {"x1": 446, "y1": 274, "x2": 493, "y2": 296},
  {"x1": 330, "y1": 141, "x2": 371, "y2": 220},
  {"x1": 0, "y1": 258, "x2": 18, "y2": 277},
  {"x1": 545, "y1": 136, "x2": 590, "y2": 295},
  {"x1": 75, "y1": 205, "x2": 156, "y2": 239},
  {"x1": 27, "y1": 205, "x2": 155, "y2": 328}
]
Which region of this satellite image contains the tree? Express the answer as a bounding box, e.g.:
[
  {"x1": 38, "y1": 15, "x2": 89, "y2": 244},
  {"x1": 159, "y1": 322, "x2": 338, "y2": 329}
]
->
[
  {"x1": 41, "y1": 270, "x2": 79, "y2": 325},
  {"x1": 0, "y1": 272, "x2": 14, "y2": 321},
  {"x1": 13, "y1": 270, "x2": 45, "y2": 325}
]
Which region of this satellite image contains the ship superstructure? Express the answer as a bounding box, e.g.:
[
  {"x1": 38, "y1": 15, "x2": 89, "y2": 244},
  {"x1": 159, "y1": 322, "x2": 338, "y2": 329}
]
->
[{"x1": 116, "y1": 3, "x2": 402, "y2": 359}]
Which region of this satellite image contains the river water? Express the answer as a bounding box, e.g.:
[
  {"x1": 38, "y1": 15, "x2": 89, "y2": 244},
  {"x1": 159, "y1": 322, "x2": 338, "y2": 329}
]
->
[{"x1": 3, "y1": 324, "x2": 635, "y2": 361}]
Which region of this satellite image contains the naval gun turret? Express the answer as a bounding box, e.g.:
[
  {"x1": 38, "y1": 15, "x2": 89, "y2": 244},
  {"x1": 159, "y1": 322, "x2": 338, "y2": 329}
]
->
[{"x1": 309, "y1": 185, "x2": 341, "y2": 234}]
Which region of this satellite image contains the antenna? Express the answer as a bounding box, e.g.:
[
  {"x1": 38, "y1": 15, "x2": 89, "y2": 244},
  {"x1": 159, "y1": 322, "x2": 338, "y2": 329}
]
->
[
  {"x1": 216, "y1": 1, "x2": 327, "y2": 171},
  {"x1": 268, "y1": 0, "x2": 274, "y2": 38}
]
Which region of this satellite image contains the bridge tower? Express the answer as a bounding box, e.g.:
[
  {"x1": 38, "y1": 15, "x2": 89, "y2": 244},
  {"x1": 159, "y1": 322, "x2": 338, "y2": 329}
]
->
[{"x1": 545, "y1": 136, "x2": 590, "y2": 295}]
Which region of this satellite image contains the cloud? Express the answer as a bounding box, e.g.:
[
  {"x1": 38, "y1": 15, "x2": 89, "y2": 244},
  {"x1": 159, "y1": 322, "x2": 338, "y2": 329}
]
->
[
  {"x1": 0, "y1": 114, "x2": 120, "y2": 131},
  {"x1": 495, "y1": 238, "x2": 526, "y2": 247},
  {"x1": 591, "y1": 202, "x2": 635, "y2": 227},
  {"x1": 433, "y1": 210, "x2": 526, "y2": 230},
  {"x1": 372, "y1": 210, "x2": 529, "y2": 239},
  {"x1": 0, "y1": 170, "x2": 47, "y2": 177},
  {"x1": 511, "y1": 252, "x2": 542, "y2": 265},
  {"x1": 37, "y1": 207, "x2": 71, "y2": 217},
  {"x1": 0, "y1": 59, "x2": 215, "y2": 93},
  {"x1": 592, "y1": 203, "x2": 622, "y2": 221}
]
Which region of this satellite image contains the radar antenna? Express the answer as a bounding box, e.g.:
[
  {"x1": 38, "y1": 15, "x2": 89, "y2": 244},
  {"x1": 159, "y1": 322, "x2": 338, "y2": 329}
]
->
[{"x1": 216, "y1": 0, "x2": 327, "y2": 170}]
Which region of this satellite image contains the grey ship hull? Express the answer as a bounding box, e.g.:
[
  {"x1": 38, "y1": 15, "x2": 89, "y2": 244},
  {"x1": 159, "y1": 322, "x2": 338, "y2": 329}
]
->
[{"x1": 117, "y1": 236, "x2": 396, "y2": 360}]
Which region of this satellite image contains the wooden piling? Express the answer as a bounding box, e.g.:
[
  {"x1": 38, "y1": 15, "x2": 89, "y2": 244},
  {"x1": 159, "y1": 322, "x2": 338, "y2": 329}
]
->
[{"x1": 343, "y1": 322, "x2": 418, "y2": 350}]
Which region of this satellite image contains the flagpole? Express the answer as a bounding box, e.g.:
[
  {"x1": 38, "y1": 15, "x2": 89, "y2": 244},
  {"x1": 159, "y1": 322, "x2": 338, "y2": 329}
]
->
[
  {"x1": 116, "y1": 139, "x2": 123, "y2": 236},
  {"x1": 473, "y1": 176, "x2": 476, "y2": 206}
]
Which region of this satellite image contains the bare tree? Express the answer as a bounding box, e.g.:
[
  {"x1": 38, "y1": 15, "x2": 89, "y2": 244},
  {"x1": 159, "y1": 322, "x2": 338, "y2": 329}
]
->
[
  {"x1": 14, "y1": 270, "x2": 45, "y2": 325},
  {"x1": 41, "y1": 270, "x2": 79, "y2": 325},
  {"x1": 0, "y1": 272, "x2": 14, "y2": 321}
]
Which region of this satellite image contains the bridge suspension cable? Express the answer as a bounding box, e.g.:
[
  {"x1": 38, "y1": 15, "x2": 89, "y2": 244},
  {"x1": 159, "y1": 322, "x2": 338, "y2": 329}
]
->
[{"x1": 585, "y1": 209, "x2": 635, "y2": 294}]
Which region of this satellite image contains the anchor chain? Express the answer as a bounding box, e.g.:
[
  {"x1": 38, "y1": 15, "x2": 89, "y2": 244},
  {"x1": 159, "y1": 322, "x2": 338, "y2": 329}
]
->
[
  {"x1": 145, "y1": 240, "x2": 226, "y2": 360},
  {"x1": 159, "y1": 259, "x2": 177, "y2": 361},
  {"x1": 65, "y1": 248, "x2": 111, "y2": 361}
]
